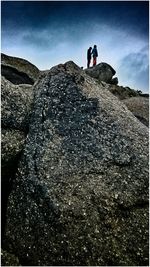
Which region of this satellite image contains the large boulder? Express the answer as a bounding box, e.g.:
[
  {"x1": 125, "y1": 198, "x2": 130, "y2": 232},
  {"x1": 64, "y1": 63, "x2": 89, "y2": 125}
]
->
[
  {"x1": 5, "y1": 62, "x2": 148, "y2": 266},
  {"x1": 1, "y1": 76, "x2": 34, "y2": 243},
  {"x1": 1, "y1": 53, "x2": 40, "y2": 84},
  {"x1": 85, "y1": 62, "x2": 118, "y2": 84},
  {"x1": 122, "y1": 97, "x2": 149, "y2": 127},
  {"x1": 1, "y1": 128, "x2": 26, "y2": 180},
  {"x1": 1, "y1": 129, "x2": 26, "y2": 175},
  {"x1": 1, "y1": 76, "x2": 34, "y2": 132},
  {"x1": 1, "y1": 128, "x2": 26, "y2": 245}
]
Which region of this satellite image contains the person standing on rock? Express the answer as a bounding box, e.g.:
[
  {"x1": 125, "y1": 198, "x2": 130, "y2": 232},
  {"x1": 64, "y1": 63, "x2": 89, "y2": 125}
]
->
[
  {"x1": 92, "y1": 45, "x2": 98, "y2": 66},
  {"x1": 87, "y1": 47, "x2": 92, "y2": 68}
]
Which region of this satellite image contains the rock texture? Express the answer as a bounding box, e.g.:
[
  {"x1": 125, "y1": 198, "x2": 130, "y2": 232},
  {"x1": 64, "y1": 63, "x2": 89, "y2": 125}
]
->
[
  {"x1": 85, "y1": 62, "x2": 118, "y2": 84},
  {"x1": 1, "y1": 76, "x2": 34, "y2": 132},
  {"x1": 1, "y1": 129, "x2": 26, "y2": 177},
  {"x1": 4, "y1": 61, "x2": 149, "y2": 266},
  {"x1": 1, "y1": 53, "x2": 40, "y2": 84},
  {"x1": 122, "y1": 97, "x2": 149, "y2": 127},
  {"x1": 1, "y1": 76, "x2": 34, "y2": 249},
  {"x1": 1, "y1": 249, "x2": 20, "y2": 266},
  {"x1": 107, "y1": 83, "x2": 142, "y2": 100},
  {"x1": 1, "y1": 76, "x2": 34, "y2": 178}
]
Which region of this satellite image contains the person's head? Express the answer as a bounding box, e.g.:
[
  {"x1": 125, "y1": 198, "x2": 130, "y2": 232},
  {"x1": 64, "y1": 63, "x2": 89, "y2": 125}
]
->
[
  {"x1": 94, "y1": 45, "x2": 97, "y2": 48},
  {"x1": 89, "y1": 47, "x2": 92, "y2": 50}
]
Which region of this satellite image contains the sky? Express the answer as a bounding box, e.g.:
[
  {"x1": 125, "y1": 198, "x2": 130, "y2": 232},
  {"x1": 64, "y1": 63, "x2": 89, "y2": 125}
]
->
[{"x1": 1, "y1": 1, "x2": 149, "y2": 93}]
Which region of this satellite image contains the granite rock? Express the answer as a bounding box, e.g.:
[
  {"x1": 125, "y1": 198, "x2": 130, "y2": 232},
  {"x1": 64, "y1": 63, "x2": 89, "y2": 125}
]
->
[
  {"x1": 1, "y1": 53, "x2": 40, "y2": 84},
  {"x1": 85, "y1": 62, "x2": 117, "y2": 84},
  {"x1": 1, "y1": 249, "x2": 20, "y2": 266},
  {"x1": 5, "y1": 61, "x2": 149, "y2": 266},
  {"x1": 1, "y1": 76, "x2": 34, "y2": 132},
  {"x1": 122, "y1": 96, "x2": 149, "y2": 127}
]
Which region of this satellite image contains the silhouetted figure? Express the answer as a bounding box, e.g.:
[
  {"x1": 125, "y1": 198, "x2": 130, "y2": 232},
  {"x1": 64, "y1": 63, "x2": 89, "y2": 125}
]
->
[
  {"x1": 87, "y1": 47, "x2": 92, "y2": 68},
  {"x1": 92, "y1": 45, "x2": 98, "y2": 66}
]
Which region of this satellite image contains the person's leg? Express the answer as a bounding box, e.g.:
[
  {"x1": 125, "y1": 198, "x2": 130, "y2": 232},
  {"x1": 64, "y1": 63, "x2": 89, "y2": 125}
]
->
[
  {"x1": 93, "y1": 57, "x2": 96, "y2": 66},
  {"x1": 87, "y1": 58, "x2": 90, "y2": 68}
]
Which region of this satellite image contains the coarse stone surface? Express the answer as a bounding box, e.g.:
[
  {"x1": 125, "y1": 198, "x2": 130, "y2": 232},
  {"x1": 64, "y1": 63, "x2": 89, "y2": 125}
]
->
[
  {"x1": 1, "y1": 76, "x2": 34, "y2": 132},
  {"x1": 1, "y1": 129, "x2": 26, "y2": 173},
  {"x1": 1, "y1": 129, "x2": 26, "y2": 243},
  {"x1": 1, "y1": 249, "x2": 20, "y2": 266},
  {"x1": 85, "y1": 62, "x2": 117, "y2": 84},
  {"x1": 5, "y1": 61, "x2": 149, "y2": 266},
  {"x1": 1, "y1": 75, "x2": 32, "y2": 244},
  {"x1": 122, "y1": 96, "x2": 149, "y2": 127},
  {"x1": 1, "y1": 53, "x2": 40, "y2": 84},
  {"x1": 100, "y1": 81, "x2": 141, "y2": 100}
]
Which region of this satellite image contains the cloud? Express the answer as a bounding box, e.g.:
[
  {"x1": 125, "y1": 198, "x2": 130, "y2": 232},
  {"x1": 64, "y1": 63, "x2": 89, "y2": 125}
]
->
[{"x1": 118, "y1": 47, "x2": 149, "y2": 92}]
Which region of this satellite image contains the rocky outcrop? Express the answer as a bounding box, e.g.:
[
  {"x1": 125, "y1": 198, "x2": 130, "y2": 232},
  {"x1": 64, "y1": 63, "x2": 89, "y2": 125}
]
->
[
  {"x1": 106, "y1": 83, "x2": 141, "y2": 100},
  {"x1": 85, "y1": 62, "x2": 118, "y2": 84},
  {"x1": 1, "y1": 64, "x2": 35, "y2": 85},
  {"x1": 110, "y1": 77, "x2": 118, "y2": 85},
  {"x1": 1, "y1": 129, "x2": 25, "y2": 206},
  {"x1": 1, "y1": 76, "x2": 34, "y2": 248},
  {"x1": 1, "y1": 128, "x2": 26, "y2": 248},
  {"x1": 1, "y1": 76, "x2": 34, "y2": 132},
  {"x1": 4, "y1": 61, "x2": 148, "y2": 266},
  {"x1": 1, "y1": 129, "x2": 26, "y2": 176},
  {"x1": 1, "y1": 76, "x2": 34, "y2": 178},
  {"x1": 1, "y1": 53, "x2": 40, "y2": 84},
  {"x1": 122, "y1": 97, "x2": 149, "y2": 127}
]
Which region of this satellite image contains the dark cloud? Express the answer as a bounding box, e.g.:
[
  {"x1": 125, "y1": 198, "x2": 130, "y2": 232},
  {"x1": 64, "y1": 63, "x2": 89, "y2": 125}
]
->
[{"x1": 1, "y1": 1, "x2": 149, "y2": 38}]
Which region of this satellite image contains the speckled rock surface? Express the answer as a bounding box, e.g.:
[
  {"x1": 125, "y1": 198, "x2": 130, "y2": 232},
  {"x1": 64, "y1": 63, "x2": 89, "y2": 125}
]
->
[
  {"x1": 122, "y1": 97, "x2": 149, "y2": 127},
  {"x1": 100, "y1": 81, "x2": 141, "y2": 100},
  {"x1": 85, "y1": 62, "x2": 117, "y2": 84},
  {"x1": 1, "y1": 76, "x2": 34, "y2": 132},
  {"x1": 1, "y1": 76, "x2": 32, "y2": 246},
  {"x1": 1, "y1": 129, "x2": 26, "y2": 175},
  {"x1": 1, "y1": 249, "x2": 20, "y2": 266},
  {"x1": 1, "y1": 53, "x2": 40, "y2": 84},
  {"x1": 5, "y1": 62, "x2": 149, "y2": 266},
  {"x1": 1, "y1": 128, "x2": 26, "y2": 245}
]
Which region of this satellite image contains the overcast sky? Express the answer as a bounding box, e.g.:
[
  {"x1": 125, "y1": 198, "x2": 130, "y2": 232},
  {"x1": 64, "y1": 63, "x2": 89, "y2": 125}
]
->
[{"x1": 1, "y1": 1, "x2": 149, "y2": 92}]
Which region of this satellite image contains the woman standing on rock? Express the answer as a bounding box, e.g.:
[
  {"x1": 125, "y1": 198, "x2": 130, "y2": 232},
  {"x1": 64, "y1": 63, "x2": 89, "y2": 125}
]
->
[
  {"x1": 92, "y1": 45, "x2": 98, "y2": 66},
  {"x1": 87, "y1": 47, "x2": 92, "y2": 68}
]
